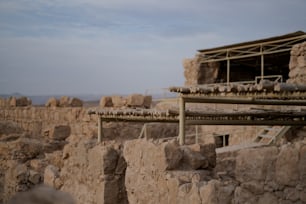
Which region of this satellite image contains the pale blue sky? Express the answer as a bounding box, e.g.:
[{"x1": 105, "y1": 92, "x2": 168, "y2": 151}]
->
[{"x1": 0, "y1": 0, "x2": 305, "y2": 95}]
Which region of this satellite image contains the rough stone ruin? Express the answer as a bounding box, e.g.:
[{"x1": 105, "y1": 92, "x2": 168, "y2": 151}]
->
[
  {"x1": 1, "y1": 40, "x2": 306, "y2": 204},
  {"x1": 100, "y1": 94, "x2": 152, "y2": 108}
]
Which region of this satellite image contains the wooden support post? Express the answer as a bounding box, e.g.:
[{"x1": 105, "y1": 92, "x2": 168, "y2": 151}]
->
[
  {"x1": 195, "y1": 125, "x2": 199, "y2": 144},
  {"x1": 179, "y1": 97, "x2": 186, "y2": 145},
  {"x1": 227, "y1": 58, "x2": 230, "y2": 85},
  {"x1": 261, "y1": 45, "x2": 264, "y2": 80},
  {"x1": 98, "y1": 116, "x2": 103, "y2": 143},
  {"x1": 144, "y1": 123, "x2": 147, "y2": 139}
]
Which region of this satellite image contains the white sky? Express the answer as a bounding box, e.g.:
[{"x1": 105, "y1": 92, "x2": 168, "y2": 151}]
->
[{"x1": 0, "y1": 0, "x2": 306, "y2": 95}]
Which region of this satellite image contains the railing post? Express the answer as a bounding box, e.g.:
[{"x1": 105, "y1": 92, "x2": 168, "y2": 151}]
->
[
  {"x1": 179, "y1": 97, "x2": 186, "y2": 145},
  {"x1": 98, "y1": 116, "x2": 103, "y2": 143},
  {"x1": 195, "y1": 125, "x2": 199, "y2": 144}
]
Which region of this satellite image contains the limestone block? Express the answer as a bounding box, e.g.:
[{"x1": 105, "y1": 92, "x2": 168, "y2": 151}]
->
[
  {"x1": 163, "y1": 140, "x2": 184, "y2": 170},
  {"x1": 124, "y1": 139, "x2": 182, "y2": 172},
  {"x1": 99, "y1": 96, "x2": 113, "y2": 107},
  {"x1": 289, "y1": 56, "x2": 298, "y2": 70},
  {"x1": 30, "y1": 159, "x2": 47, "y2": 172},
  {"x1": 300, "y1": 191, "x2": 306, "y2": 202},
  {"x1": 257, "y1": 192, "x2": 278, "y2": 204},
  {"x1": 233, "y1": 186, "x2": 257, "y2": 204},
  {"x1": 143, "y1": 95, "x2": 152, "y2": 108},
  {"x1": 299, "y1": 145, "x2": 306, "y2": 185},
  {"x1": 177, "y1": 183, "x2": 201, "y2": 204},
  {"x1": 44, "y1": 125, "x2": 71, "y2": 141},
  {"x1": 11, "y1": 138, "x2": 43, "y2": 161},
  {"x1": 275, "y1": 145, "x2": 299, "y2": 186},
  {"x1": 14, "y1": 163, "x2": 29, "y2": 183},
  {"x1": 199, "y1": 180, "x2": 236, "y2": 204},
  {"x1": 241, "y1": 181, "x2": 264, "y2": 195},
  {"x1": 69, "y1": 97, "x2": 83, "y2": 107},
  {"x1": 112, "y1": 95, "x2": 126, "y2": 107},
  {"x1": 9, "y1": 97, "x2": 16, "y2": 107},
  {"x1": 59, "y1": 96, "x2": 70, "y2": 107},
  {"x1": 7, "y1": 185, "x2": 75, "y2": 204},
  {"x1": 181, "y1": 146, "x2": 208, "y2": 170},
  {"x1": 45, "y1": 97, "x2": 58, "y2": 107},
  {"x1": 290, "y1": 44, "x2": 300, "y2": 56},
  {"x1": 126, "y1": 94, "x2": 145, "y2": 107},
  {"x1": 0, "y1": 98, "x2": 4, "y2": 107},
  {"x1": 235, "y1": 146, "x2": 278, "y2": 182},
  {"x1": 28, "y1": 170, "x2": 41, "y2": 184},
  {"x1": 198, "y1": 143, "x2": 216, "y2": 169},
  {"x1": 44, "y1": 165, "x2": 59, "y2": 187},
  {"x1": 297, "y1": 55, "x2": 306, "y2": 67},
  {"x1": 284, "y1": 187, "x2": 300, "y2": 202},
  {"x1": 16, "y1": 97, "x2": 31, "y2": 107}
]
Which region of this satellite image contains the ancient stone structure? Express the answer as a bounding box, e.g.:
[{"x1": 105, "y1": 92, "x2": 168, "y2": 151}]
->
[
  {"x1": 45, "y1": 96, "x2": 83, "y2": 108},
  {"x1": 124, "y1": 138, "x2": 306, "y2": 204},
  {"x1": 288, "y1": 42, "x2": 306, "y2": 84},
  {"x1": 0, "y1": 97, "x2": 32, "y2": 107},
  {"x1": 183, "y1": 55, "x2": 220, "y2": 86},
  {"x1": 100, "y1": 94, "x2": 152, "y2": 108},
  {"x1": 1, "y1": 39, "x2": 306, "y2": 204}
]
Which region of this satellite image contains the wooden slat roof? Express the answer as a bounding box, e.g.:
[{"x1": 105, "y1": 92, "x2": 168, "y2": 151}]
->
[{"x1": 198, "y1": 31, "x2": 306, "y2": 53}]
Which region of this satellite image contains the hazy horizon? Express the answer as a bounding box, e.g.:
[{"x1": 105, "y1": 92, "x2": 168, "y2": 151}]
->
[{"x1": 1, "y1": 0, "x2": 306, "y2": 95}]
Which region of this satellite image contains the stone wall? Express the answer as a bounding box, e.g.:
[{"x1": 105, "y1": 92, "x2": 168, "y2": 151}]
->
[
  {"x1": 124, "y1": 139, "x2": 306, "y2": 204},
  {"x1": 183, "y1": 54, "x2": 219, "y2": 86},
  {"x1": 0, "y1": 97, "x2": 32, "y2": 107},
  {"x1": 123, "y1": 139, "x2": 216, "y2": 204},
  {"x1": 100, "y1": 94, "x2": 152, "y2": 108},
  {"x1": 0, "y1": 106, "x2": 180, "y2": 203},
  {"x1": 288, "y1": 41, "x2": 306, "y2": 84}
]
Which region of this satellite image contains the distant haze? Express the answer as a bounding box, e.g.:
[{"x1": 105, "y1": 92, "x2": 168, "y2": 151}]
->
[{"x1": 0, "y1": 0, "x2": 305, "y2": 95}]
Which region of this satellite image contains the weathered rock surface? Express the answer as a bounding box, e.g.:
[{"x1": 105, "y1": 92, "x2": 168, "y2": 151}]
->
[
  {"x1": 124, "y1": 139, "x2": 217, "y2": 203},
  {"x1": 0, "y1": 97, "x2": 31, "y2": 107},
  {"x1": 45, "y1": 97, "x2": 59, "y2": 107},
  {"x1": 99, "y1": 96, "x2": 113, "y2": 107},
  {"x1": 126, "y1": 94, "x2": 152, "y2": 108},
  {"x1": 8, "y1": 185, "x2": 75, "y2": 204},
  {"x1": 183, "y1": 54, "x2": 220, "y2": 85},
  {"x1": 288, "y1": 42, "x2": 306, "y2": 84}
]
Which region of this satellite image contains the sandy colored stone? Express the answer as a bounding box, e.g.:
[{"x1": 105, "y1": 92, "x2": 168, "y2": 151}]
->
[
  {"x1": 235, "y1": 146, "x2": 278, "y2": 182},
  {"x1": 257, "y1": 192, "x2": 278, "y2": 204},
  {"x1": 275, "y1": 145, "x2": 299, "y2": 186},
  {"x1": 100, "y1": 96, "x2": 113, "y2": 107},
  {"x1": 59, "y1": 96, "x2": 69, "y2": 107},
  {"x1": 45, "y1": 97, "x2": 58, "y2": 107},
  {"x1": 112, "y1": 95, "x2": 126, "y2": 107},
  {"x1": 44, "y1": 125, "x2": 71, "y2": 141},
  {"x1": 44, "y1": 165, "x2": 59, "y2": 187},
  {"x1": 126, "y1": 94, "x2": 145, "y2": 107},
  {"x1": 143, "y1": 95, "x2": 152, "y2": 108},
  {"x1": 9, "y1": 97, "x2": 16, "y2": 107},
  {"x1": 241, "y1": 181, "x2": 264, "y2": 195},
  {"x1": 16, "y1": 97, "x2": 31, "y2": 107},
  {"x1": 299, "y1": 145, "x2": 306, "y2": 185},
  {"x1": 69, "y1": 97, "x2": 83, "y2": 107},
  {"x1": 181, "y1": 146, "x2": 208, "y2": 170},
  {"x1": 28, "y1": 170, "x2": 41, "y2": 185},
  {"x1": 183, "y1": 54, "x2": 219, "y2": 86},
  {"x1": 8, "y1": 185, "x2": 75, "y2": 204}
]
